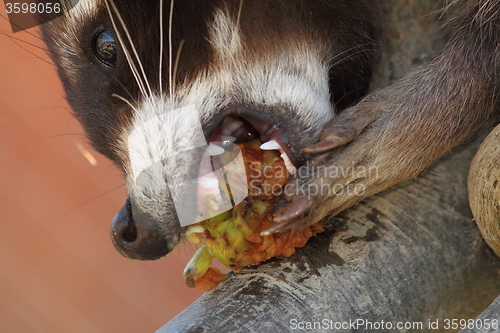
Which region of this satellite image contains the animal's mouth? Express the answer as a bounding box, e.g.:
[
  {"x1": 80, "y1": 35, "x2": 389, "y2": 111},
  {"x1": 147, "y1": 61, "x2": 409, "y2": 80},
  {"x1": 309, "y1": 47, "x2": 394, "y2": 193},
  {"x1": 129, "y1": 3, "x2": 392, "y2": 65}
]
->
[
  {"x1": 207, "y1": 114, "x2": 297, "y2": 174},
  {"x1": 207, "y1": 104, "x2": 298, "y2": 172},
  {"x1": 195, "y1": 107, "x2": 298, "y2": 218},
  {"x1": 183, "y1": 110, "x2": 324, "y2": 290}
]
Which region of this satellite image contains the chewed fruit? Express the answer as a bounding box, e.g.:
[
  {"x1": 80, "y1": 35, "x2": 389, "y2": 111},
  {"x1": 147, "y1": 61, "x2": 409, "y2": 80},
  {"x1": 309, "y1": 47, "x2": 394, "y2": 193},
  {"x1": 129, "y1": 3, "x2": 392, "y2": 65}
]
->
[{"x1": 183, "y1": 140, "x2": 325, "y2": 291}]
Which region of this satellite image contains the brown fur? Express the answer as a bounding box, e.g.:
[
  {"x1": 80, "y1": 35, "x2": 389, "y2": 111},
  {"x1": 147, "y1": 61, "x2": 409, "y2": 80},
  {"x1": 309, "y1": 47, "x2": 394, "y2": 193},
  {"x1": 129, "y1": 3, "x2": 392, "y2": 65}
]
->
[{"x1": 285, "y1": 0, "x2": 500, "y2": 230}]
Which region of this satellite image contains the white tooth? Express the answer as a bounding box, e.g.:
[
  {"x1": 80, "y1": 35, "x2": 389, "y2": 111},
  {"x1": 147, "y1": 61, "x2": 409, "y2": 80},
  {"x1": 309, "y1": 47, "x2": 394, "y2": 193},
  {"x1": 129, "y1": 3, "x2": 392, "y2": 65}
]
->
[
  {"x1": 186, "y1": 225, "x2": 205, "y2": 235},
  {"x1": 281, "y1": 152, "x2": 297, "y2": 175},
  {"x1": 222, "y1": 116, "x2": 234, "y2": 125},
  {"x1": 221, "y1": 117, "x2": 234, "y2": 131},
  {"x1": 220, "y1": 135, "x2": 236, "y2": 146},
  {"x1": 286, "y1": 164, "x2": 297, "y2": 175},
  {"x1": 260, "y1": 140, "x2": 282, "y2": 150},
  {"x1": 222, "y1": 118, "x2": 243, "y2": 135},
  {"x1": 198, "y1": 175, "x2": 219, "y2": 187},
  {"x1": 205, "y1": 143, "x2": 225, "y2": 156},
  {"x1": 215, "y1": 193, "x2": 225, "y2": 205}
]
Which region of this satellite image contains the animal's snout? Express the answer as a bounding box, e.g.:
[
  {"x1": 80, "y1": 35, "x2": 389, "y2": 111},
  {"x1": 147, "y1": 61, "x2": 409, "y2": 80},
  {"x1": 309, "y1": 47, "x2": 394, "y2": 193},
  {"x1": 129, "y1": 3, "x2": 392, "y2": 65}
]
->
[{"x1": 110, "y1": 197, "x2": 170, "y2": 260}]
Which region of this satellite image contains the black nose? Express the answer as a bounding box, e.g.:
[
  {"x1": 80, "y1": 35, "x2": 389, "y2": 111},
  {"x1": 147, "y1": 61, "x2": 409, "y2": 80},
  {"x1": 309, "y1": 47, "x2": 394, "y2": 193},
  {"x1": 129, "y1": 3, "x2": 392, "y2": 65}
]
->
[{"x1": 110, "y1": 197, "x2": 170, "y2": 260}]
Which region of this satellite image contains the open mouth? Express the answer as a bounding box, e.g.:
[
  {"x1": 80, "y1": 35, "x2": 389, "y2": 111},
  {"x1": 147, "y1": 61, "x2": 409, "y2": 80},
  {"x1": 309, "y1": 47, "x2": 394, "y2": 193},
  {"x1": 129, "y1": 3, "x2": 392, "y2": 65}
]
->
[
  {"x1": 184, "y1": 114, "x2": 326, "y2": 291},
  {"x1": 196, "y1": 113, "x2": 297, "y2": 217},
  {"x1": 208, "y1": 115, "x2": 297, "y2": 174}
]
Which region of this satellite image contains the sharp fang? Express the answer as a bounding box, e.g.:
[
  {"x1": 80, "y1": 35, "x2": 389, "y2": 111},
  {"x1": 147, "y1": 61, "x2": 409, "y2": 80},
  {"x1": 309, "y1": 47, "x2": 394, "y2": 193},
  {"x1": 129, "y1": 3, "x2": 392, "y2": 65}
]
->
[
  {"x1": 281, "y1": 152, "x2": 297, "y2": 175},
  {"x1": 220, "y1": 135, "x2": 236, "y2": 146},
  {"x1": 261, "y1": 140, "x2": 296, "y2": 175},
  {"x1": 205, "y1": 143, "x2": 225, "y2": 156},
  {"x1": 222, "y1": 118, "x2": 243, "y2": 135},
  {"x1": 186, "y1": 225, "x2": 205, "y2": 235},
  {"x1": 260, "y1": 140, "x2": 282, "y2": 150}
]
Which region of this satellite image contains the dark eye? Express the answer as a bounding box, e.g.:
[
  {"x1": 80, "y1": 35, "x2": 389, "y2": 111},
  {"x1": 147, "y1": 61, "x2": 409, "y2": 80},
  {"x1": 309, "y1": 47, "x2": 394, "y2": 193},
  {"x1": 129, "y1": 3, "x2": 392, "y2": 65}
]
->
[{"x1": 93, "y1": 29, "x2": 117, "y2": 67}]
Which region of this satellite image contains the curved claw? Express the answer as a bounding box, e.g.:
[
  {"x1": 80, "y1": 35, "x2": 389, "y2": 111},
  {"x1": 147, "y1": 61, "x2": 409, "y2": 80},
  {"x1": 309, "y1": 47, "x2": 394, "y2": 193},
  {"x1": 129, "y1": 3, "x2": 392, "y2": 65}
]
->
[
  {"x1": 304, "y1": 102, "x2": 379, "y2": 154},
  {"x1": 260, "y1": 221, "x2": 289, "y2": 236},
  {"x1": 303, "y1": 134, "x2": 347, "y2": 153},
  {"x1": 304, "y1": 125, "x2": 358, "y2": 153},
  {"x1": 261, "y1": 196, "x2": 312, "y2": 236},
  {"x1": 272, "y1": 195, "x2": 313, "y2": 224}
]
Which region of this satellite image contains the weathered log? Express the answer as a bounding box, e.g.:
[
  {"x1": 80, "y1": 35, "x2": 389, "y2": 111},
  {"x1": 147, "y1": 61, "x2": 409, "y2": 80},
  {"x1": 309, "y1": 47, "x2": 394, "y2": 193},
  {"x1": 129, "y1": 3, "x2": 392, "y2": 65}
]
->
[
  {"x1": 158, "y1": 135, "x2": 500, "y2": 333},
  {"x1": 461, "y1": 295, "x2": 500, "y2": 333}
]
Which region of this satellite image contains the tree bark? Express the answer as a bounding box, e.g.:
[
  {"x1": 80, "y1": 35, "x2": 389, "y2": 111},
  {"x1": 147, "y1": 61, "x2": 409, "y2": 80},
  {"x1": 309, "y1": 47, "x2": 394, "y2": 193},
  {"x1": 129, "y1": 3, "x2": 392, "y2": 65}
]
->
[
  {"x1": 461, "y1": 295, "x2": 500, "y2": 333},
  {"x1": 158, "y1": 134, "x2": 500, "y2": 333}
]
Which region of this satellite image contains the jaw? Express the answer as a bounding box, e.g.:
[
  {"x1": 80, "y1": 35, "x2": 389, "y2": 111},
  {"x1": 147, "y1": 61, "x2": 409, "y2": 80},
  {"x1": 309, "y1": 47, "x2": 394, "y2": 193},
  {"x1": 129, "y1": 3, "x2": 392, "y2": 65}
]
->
[{"x1": 113, "y1": 29, "x2": 335, "y2": 256}]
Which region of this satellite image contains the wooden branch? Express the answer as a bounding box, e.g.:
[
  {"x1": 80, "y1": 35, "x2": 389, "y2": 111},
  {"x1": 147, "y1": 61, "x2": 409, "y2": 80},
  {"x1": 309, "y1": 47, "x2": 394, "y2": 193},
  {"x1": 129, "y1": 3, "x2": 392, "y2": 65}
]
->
[
  {"x1": 158, "y1": 136, "x2": 500, "y2": 333},
  {"x1": 461, "y1": 296, "x2": 500, "y2": 333}
]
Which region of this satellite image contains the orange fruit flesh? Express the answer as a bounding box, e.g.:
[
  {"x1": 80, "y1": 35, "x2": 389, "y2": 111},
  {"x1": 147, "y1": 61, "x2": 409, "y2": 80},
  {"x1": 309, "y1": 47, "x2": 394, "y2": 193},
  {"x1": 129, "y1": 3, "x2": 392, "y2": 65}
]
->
[{"x1": 184, "y1": 140, "x2": 324, "y2": 291}]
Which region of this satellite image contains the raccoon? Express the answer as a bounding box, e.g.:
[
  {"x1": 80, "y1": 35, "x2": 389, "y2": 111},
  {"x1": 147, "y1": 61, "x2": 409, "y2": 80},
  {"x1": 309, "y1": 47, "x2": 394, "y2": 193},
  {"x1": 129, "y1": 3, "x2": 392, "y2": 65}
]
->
[{"x1": 38, "y1": 0, "x2": 500, "y2": 261}]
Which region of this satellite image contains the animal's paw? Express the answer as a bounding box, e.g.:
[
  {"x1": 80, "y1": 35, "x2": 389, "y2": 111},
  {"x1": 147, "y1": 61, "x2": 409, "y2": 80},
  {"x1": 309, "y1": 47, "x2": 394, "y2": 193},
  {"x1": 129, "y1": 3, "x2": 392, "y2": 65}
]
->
[{"x1": 265, "y1": 96, "x2": 397, "y2": 233}]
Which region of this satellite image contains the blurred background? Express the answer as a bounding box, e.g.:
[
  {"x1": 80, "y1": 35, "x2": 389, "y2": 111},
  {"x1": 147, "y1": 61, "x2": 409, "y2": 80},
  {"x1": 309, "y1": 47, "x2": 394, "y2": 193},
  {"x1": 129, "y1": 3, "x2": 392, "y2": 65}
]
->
[{"x1": 0, "y1": 14, "x2": 203, "y2": 333}]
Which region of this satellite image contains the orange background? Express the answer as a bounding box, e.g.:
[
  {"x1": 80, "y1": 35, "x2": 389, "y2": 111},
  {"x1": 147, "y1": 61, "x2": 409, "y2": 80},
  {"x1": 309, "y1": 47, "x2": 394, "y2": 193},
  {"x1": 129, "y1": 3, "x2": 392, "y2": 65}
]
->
[{"x1": 0, "y1": 17, "x2": 202, "y2": 333}]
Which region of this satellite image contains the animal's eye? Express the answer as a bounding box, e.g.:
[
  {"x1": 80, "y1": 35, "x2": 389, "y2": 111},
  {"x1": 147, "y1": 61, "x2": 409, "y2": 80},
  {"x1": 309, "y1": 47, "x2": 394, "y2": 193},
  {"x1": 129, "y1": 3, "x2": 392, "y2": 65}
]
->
[{"x1": 93, "y1": 29, "x2": 117, "y2": 67}]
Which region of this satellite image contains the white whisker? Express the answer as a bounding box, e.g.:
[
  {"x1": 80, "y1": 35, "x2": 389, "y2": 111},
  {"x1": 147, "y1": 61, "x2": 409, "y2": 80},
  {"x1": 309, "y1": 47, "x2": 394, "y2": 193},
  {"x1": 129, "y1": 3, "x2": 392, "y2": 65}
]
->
[
  {"x1": 328, "y1": 43, "x2": 377, "y2": 69},
  {"x1": 159, "y1": 0, "x2": 164, "y2": 93},
  {"x1": 168, "y1": 0, "x2": 175, "y2": 108},
  {"x1": 103, "y1": 0, "x2": 147, "y2": 97},
  {"x1": 108, "y1": 0, "x2": 153, "y2": 97},
  {"x1": 172, "y1": 39, "x2": 185, "y2": 96},
  {"x1": 112, "y1": 93, "x2": 139, "y2": 112},
  {"x1": 236, "y1": 0, "x2": 244, "y2": 28}
]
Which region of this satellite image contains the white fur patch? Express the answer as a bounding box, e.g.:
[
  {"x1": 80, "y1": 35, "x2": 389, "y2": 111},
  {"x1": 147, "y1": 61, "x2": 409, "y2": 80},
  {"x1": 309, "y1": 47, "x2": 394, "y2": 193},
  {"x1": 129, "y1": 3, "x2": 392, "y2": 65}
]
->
[
  {"x1": 207, "y1": 9, "x2": 334, "y2": 131},
  {"x1": 210, "y1": 8, "x2": 242, "y2": 58},
  {"x1": 128, "y1": 104, "x2": 206, "y2": 184}
]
